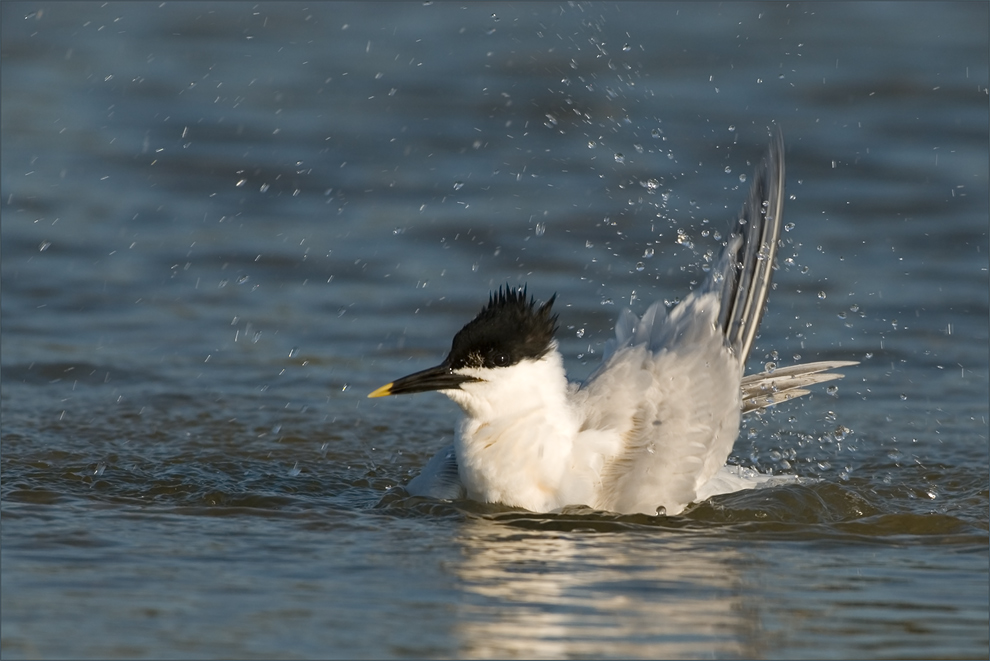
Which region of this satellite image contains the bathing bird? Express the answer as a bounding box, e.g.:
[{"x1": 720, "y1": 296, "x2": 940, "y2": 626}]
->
[{"x1": 369, "y1": 133, "x2": 856, "y2": 515}]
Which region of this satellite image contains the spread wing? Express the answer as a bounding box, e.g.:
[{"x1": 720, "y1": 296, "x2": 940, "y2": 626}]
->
[
  {"x1": 576, "y1": 295, "x2": 742, "y2": 515},
  {"x1": 576, "y1": 133, "x2": 787, "y2": 516}
]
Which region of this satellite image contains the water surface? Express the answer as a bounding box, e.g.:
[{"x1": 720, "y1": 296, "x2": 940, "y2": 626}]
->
[{"x1": 2, "y1": 3, "x2": 987, "y2": 659}]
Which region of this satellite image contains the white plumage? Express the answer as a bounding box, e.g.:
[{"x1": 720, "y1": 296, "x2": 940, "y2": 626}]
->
[{"x1": 370, "y1": 133, "x2": 856, "y2": 516}]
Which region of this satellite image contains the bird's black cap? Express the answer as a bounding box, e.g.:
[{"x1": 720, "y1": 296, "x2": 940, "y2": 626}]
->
[
  {"x1": 446, "y1": 285, "x2": 558, "y2": 371},
  {"x1": 368, "y1": 285, "x2": 558, "y2": 398}
]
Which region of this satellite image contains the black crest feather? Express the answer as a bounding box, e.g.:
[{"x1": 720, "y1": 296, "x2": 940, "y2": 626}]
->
[{"x1": 445, "y1": 285, "x2": 558, "y2": 370}]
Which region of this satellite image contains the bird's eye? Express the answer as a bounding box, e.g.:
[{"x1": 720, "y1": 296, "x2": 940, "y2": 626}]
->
[{"x1": 492, "y1": 352, "x2": 510, "y2": 367}]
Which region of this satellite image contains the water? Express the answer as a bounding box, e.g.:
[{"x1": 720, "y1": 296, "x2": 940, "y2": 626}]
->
[{"x1": 2, "y1": 3, "x2": 987, "y2": 658}]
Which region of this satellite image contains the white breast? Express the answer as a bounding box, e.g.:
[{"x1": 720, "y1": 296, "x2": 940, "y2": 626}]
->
[{"x1": 446, "y1": 350, "x2": 602, "y2": 511}]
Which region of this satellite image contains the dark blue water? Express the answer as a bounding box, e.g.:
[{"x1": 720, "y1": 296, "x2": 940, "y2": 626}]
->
[{"x1": 3, "y1": 3, "x2": 987, "y2": 658}]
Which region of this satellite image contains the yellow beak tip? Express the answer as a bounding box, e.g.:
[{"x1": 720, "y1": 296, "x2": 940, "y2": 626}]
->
[{"x1": 367, "y1": 383, "x2": 394, "y2": 398}]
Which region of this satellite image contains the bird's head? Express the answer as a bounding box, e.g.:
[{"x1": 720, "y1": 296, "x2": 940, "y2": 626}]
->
[{"x1": 368, "y1": 286, "x2": 559, "y2": 409}]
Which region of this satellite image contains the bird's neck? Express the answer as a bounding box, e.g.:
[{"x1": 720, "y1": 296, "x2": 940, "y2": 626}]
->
[{"x1": 447, "y1": 351, "x2": 587, "y2": 511}]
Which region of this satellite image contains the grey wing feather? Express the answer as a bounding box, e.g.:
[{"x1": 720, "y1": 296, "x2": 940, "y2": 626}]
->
[
  {"x1": 601, "y1": 308, "x2": 639, "y2": 363},
  {"x1": 404, "y1": 443, "x2": 465, "y2": 500},
  {"x1": 714, "y1": 129, "x2": 785, "y2": 365}
]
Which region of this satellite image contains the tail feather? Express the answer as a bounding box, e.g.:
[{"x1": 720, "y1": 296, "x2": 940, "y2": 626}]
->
[{"x1": 741, "y1": 360, "x2": 858, "y2": 413}]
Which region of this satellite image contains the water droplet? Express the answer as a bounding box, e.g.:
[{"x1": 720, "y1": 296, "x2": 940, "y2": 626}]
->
[
  {"x1": 622, "y1": 43, "x2": 631, "y2": 52},
  {"x1": 645, "y1": 178, "x2": 659, "y2": 192},
  {"x1": 534, "y1": 222, "x2": 545, "y2": 237},
  {"x1": 643, "y1": 247, "x2": 654, "y2": 259},
  {"x1": 237, "y1": 275, "x2": 250, "y2": 285},
  {"x1": 587, "y1": 141, "x2": 596, "y2": 149},
  {"x1": 784, "y1": 222, "x2": 795, "y2": 232},
  {"x1": 613, "y1": 152, "x2": 625, "y2": 164},
  {"x1": 738, "y1": 173, "x2": 747, "y2": 183},
  {"x1": 724, "y1": 166, "x2": 732, "y2": 174},
  {"x1": 452, "y1": 181, "x2": 464, "y2": 190},
  {"x1": 818, "y1": 291, "x2": 826, "y2": 300},
  {"x1": 827, "y1": 385, "x2": 839, "y2": 396},
  {"x1": 288, "y1": 462, "x2": 301, "y2": 477},
  {"x1": 655, "y1": 505, "x2": 666, "y2": 516},
  {"x1": 764, "y1": 361, "x2": 777, "y2": 373},
  {"x1": 38, "y1": 240, "x2": 51, "y2": 252},
  {"x1": 651, "y1": 128, "x2": 662, "y2": 139},
  {"x1": 899, "y1": 393, "x2": 907, "y2": 401},
  {"x1": 576, "y1": 328, "x2": 585, "y2": 339},
  {"x1": 94, "y1": 462, "x2": 106, "y2": 476},
  {"x1": 635, "y1": 262, "x2": 645, "y2": 272}
]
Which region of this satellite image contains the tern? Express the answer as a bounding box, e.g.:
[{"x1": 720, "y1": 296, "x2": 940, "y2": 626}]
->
[{"x1": 369, "y1": 134, "x2": 856, "y2": 516}]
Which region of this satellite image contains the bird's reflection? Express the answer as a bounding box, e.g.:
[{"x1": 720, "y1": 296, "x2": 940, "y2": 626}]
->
[{"x1": 449, "y1": 514, "x2": 768, "y2": 658}]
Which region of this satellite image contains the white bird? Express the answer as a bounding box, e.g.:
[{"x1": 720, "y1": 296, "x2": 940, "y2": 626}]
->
[{"x1": 369, "y1": 134, "x2": 856, "y2": 516}]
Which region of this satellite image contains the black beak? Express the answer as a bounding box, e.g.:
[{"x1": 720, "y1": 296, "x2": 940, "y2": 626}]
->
[{"x1": 367, "y1": 363, "x2": 481, "y2": 398}]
